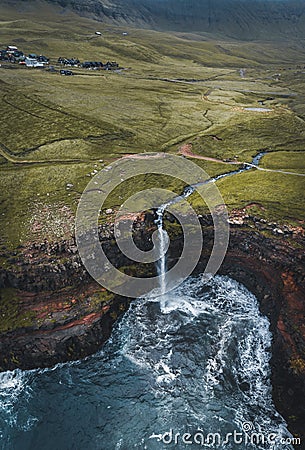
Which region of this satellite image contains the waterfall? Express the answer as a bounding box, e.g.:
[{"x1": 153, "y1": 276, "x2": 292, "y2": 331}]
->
[
  {"x1": 155, "y1": 206, "x2": 167, "y2": 295},
  {"x1": 154, "y1": 186, "x2": 195, "y2": 295}
]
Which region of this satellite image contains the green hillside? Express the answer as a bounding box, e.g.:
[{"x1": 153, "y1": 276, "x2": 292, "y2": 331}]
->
[{"x1": 0, "y1": 3, "x2": 304, "y2": 249}]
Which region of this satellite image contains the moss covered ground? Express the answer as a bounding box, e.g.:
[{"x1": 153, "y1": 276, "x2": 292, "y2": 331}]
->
[{"x1": 0, "y1": 4, "x2": 305, "y2": 249}]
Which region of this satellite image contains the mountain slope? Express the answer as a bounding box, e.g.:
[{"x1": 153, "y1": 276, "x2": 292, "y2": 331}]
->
[
  {"x1": 143, "y1": 0, "x2": 305, "y2": 39},
  {"x1": 12, "y1": 0, "x2": 305, "y2": 39}
]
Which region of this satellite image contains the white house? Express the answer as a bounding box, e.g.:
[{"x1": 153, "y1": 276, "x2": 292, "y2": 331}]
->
[
  {"x1": 25, "y1": 57, "x2": 44, "y2": 68},
  {"x1": 6, "y1": 46, "x2": 18, "y2": 53}
]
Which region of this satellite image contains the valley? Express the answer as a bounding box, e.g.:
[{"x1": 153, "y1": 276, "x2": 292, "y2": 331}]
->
[{"x1": 0, "y1": 4, "x2": 305, "y2": 248}]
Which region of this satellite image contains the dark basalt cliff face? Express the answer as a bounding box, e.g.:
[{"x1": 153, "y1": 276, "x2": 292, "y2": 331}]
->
[
  {"x1": 12, "y1": 0, "x2": 305, "y2": 39},
  {"x1": 0, "y1": 213, "x2": 305, "y2": 441}
]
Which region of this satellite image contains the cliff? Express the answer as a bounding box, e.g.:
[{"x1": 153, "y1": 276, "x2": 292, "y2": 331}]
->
[{"x1": 0, "y1": 212, "x2": 304, "y2": 440}]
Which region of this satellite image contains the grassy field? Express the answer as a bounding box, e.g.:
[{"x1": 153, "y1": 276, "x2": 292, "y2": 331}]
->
[{"x1": 0, "y1": 4, "x2": 305, "y2": 248}]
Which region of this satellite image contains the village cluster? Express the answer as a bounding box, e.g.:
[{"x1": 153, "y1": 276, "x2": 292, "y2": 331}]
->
[
  {"x1": 0, "y1": 45, "x2": 120, "y2": 74},
  {"x1": 0, "y1": 45, "x2": 49, "y2": 67}
]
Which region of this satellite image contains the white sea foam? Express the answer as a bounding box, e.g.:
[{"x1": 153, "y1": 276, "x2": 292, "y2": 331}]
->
[
  {"x1": 117, "y1": 275, "x2": 293, "y2": 448},
  {"x1": 0, "y1": 276, "x2": 293, "y2": 449}
]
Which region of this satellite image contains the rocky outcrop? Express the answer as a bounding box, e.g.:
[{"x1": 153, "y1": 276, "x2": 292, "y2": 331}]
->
[
  {"x1": 0, "y1": 218, "x2": 155, "y2": 371},
  {"x1": 0, "y1": 286, "x2": 130, "y2": 371},
  {"x1": 0, "y1": 212, "x2": 304, "y2": 442}
]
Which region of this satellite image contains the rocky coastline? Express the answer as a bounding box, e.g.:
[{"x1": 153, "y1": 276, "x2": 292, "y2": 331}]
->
[{"x1": 0, "y1": 212, "x2": 304, "y2": 443}]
